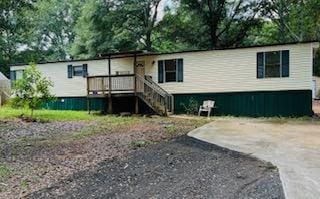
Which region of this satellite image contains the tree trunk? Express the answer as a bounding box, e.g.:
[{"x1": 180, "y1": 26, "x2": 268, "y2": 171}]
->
[{"x1": 146, "y1": 31, "x2": 152, "y2": 51}]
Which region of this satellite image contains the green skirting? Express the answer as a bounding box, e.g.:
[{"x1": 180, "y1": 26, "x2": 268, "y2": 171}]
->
[
  {"x1": 173, "y1": 90, "x2": 312, "y2": 117},
  {"x1": 43, "y1": 97, "x2": 106, "y2": 111},
  {"x1": 42, "y1": 96, "x2": 154, "y2": 114}
]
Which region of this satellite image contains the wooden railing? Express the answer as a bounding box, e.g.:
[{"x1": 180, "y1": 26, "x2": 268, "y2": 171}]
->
[
  {"x1": 136, "y1": 75, "x2": 174, "y2": 115},
  {"x1": 87, "y1": 74, "x2": 174, "y2": 115},
  {"x1": 87, "y1": 74, "x2": 135, "y2": 95}
]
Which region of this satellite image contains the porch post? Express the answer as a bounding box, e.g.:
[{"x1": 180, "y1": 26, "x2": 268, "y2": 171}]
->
[
  {"x1": 134, "y1": 53, "x2": 139, "y2": 114},
  {"x1": 107, "y1": 55, "x2": 113, "y2": 114}
]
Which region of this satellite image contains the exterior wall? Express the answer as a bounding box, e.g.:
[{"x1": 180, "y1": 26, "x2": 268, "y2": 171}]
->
[
  {"x1": 146, "y1": 43, "x2": 316, "y2": 94},
  {"x1": 313, "y1": 76, "x2": 320, "y2": 98},
  {"x1": 11, "y1": 58, "x2": 136, "y2": 97},
  {"x1": 174, "y1": 90, "x2": 313, "y2": 117}
]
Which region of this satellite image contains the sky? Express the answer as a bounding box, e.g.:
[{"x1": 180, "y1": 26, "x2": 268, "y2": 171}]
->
[{"x1": 158, "y1": 0, "x2": 173, "y2": 20}]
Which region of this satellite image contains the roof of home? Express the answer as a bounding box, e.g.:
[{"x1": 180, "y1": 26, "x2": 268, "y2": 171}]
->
[{"x1": 10, "y1": 40, "x2": 319, "y2": 67}]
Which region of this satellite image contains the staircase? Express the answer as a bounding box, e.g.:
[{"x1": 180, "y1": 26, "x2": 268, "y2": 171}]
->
[{"x1": 135, "y1": 75, "x2": 174, "y2": 116}]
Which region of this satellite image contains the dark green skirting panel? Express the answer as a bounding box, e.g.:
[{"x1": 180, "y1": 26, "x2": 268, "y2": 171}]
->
[
  {"x1": 173, "y1": 90, "x2": 312, "y2": 117},
  {"x1": 43, "y1": 97, "x2": 106, "y2": 111},
  {"x1": 42, "y1": 96, "x2": 154, "y2": 114}
]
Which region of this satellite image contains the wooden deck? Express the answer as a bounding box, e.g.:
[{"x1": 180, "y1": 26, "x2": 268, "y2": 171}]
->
[
  {"x1": 87, "y1": 74, "x2": 135, "y2": 96},
  {"x1": 87, "y1": 74, "x2": 174, "y2": 115}
]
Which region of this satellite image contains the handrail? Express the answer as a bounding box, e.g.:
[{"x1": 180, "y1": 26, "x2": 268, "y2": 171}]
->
[
  {"x1": 135, "y1": 75, "x2": 174, "y2": 115},
  {"x1": 88, "y1": 74, "x2": 135, "y2": 78},
  {"x1": 87, "y1": 74, "x2": 174, "y2": 115},
  {"x1": 144, "y1": 76, "x2": 173, "y2": 98}
]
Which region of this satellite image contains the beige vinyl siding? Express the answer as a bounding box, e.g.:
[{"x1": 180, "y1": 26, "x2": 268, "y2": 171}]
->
[
  {"x1": 10, "y1": 42, "x2": 316, "y2": 97},
  {"x1": 11, "y1": 58, "x2": 136, "y2": 97},
  {"x1": 148, "y1": 43, "x2": 315, "y2": 94}
]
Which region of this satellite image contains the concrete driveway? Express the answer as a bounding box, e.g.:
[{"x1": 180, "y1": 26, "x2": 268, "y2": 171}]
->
[{"x1": 188, "y1": 118, "x2": 320, "y2": 199}]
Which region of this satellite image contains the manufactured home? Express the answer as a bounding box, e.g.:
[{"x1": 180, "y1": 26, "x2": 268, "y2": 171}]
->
[{"x1": 10, "y1": 41, "x2": 319, "y2": 117}]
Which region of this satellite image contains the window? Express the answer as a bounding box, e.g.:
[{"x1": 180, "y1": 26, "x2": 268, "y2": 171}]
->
[
  {"x1": 116, "y1": 71, "x2": 130, "y2": 75},
  {"x1": 158, "y1": 59, "x2": 183, "y2": 83},
  {"x1": 68, "y1": 64, "x2": 88, "y2": 78},
  {"x1": 257, "y1": 50, "x2": 289, "y2": 79},
  {"x1": 73, "y1": 65, "x2": 84, "y2": 76},
  {"x1": 10, "y1": 70, "x2": 24, "y2": 81},
  {"x1": 15, "y1": 70, "x2": 24, "y2": 80},
  {"x1": 265, "y1": 51, "x2": 281, "y2": 77},
  {"x1": 165, "y1": 60, "x2": 177, "y2": 82}
]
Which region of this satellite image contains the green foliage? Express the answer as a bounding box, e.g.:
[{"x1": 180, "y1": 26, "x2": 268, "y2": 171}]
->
[
  {"x1": 180, "y1": 98, "x2": 199, "y2": 115},
  {"x1": 11, "y1": 64, "x2": 55, "y2": 117},
  {"x1": 0, "y1": 164, "x2": 13, "y2": 182},
  {"x1": 130, "y1": 140, "x2": 151, "y2": 149},
  {"x1": 0, "y1": 107, "x2": 102, "y2": 121}
]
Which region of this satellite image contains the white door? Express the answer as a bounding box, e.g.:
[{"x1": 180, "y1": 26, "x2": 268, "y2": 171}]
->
[{"x1": 312, "y1": 80, "x2": 316, "y2": 99}]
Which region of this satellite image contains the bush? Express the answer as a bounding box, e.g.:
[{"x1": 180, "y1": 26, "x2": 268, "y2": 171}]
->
[
  {"x1": 11, "y1": 63, "x2": 55, "y2": 118},
  {"x1": 180, "y1": 97, "x2": 199, "y2": 115}
]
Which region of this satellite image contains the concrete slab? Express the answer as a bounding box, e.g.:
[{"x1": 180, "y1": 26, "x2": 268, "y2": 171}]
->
[{"x1": 188, "y1": 118, "x2": 320, "y2": 199}]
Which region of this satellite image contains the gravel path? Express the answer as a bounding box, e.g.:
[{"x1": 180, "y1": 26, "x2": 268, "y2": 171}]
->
[{"x1": 28, "y1": 136, "x2": 284, "y2": 199}]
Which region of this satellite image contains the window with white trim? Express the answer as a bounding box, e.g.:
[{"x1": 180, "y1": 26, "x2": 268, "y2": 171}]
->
[{"x1": 257, "y1": 50, "x2": 289, "y2": 78}]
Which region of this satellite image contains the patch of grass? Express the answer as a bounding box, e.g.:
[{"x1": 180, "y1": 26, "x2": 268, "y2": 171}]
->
[
  {"x1": 20, "y1": 179, "x2": 30, "y2": 190},
  {"x1": 166, "y1": 125, "x2": 179, "y2": 135},
  {"x1": 0, "y1": 164, "x2": 13, "y2": 182},
  {"x1": 71, "y1": 116, "x2": 140, "y2": 140},
  {"x1": 0, "y1": 107, "x2": 100, "y2": 121},
  {"x1": 130, "y1": 140, "x2": 151, "y2": 149}
]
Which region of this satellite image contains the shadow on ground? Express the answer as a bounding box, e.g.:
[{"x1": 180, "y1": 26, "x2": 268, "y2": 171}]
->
[{"x1": 27, "y1": 136, "x2": 284, "y2": 199}]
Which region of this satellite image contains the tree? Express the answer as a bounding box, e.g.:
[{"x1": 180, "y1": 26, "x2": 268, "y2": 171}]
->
[
  {"x1": 179, "y1": 0, "x2": 263, "y2": 48},
  {"x1": 71, "y1": 0, "x2": 131, "y2": 58},
  {"x1": 23, "y1": 0, "x2": 85, "y2": 61},
  {"x1": 118, "y1": 0, "x2": 162, "y2": 51},
  {"x1": 154, "y1": 3, "x2": 209, "y2": 52},
  {"x1": 11, "y1": 64, "x2": 55, "y2": 118},
  {"x1": 0, "y1": 0, "x2": 33, "y2": 77},
  {"x1": 262, "y1": 0, "x2": 320, "y2": 42}
]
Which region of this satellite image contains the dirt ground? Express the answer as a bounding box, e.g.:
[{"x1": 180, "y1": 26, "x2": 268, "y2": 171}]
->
[
  {"x1": 28, "y1": 136, "x2": 284, "y2": 199},
  {"x1": 0, "y1": 116, "x2": 206, "y2": 198},
  {"x1": 0, "y1": 116, "x2": 285, "y2": 199}
]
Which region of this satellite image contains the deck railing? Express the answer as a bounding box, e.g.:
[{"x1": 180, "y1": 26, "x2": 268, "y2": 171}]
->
[
  {"x1": 136, "y1": 75, "x2": 174, "y2": 115},
  {"x1": 87, "y1": 74, "x2": 135, "y2": 95},
  {"x1": 87, "y1": 74, "x2": 174, "y2": 115}
]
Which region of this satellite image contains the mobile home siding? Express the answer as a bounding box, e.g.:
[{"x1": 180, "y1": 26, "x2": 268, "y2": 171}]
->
[
  {"x1": 149, "y1": 43, "x2": 314, "y2": 94},
  {"x1": 11, "y1": 58, "x2": 136, "y2": 97}
]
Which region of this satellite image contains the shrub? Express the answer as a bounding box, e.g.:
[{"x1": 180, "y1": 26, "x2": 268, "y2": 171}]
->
[
  {"x1": 180, "y1": 97, "x2": 199, "y2": 115},
  {"x1": 11, "y1": 63, "x2": 55, "y2": 118}
]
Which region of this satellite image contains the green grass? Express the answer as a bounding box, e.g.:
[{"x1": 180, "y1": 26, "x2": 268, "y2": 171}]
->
[
  {"x1": 0, "y1": 164, "x2": 13, "y2": 182},
  {"x1": 0, "y1": 107, "x2": 100, "y2": 121},
  {"x1": 71, "y1": 116, "x2": 140, "y2": 140}
]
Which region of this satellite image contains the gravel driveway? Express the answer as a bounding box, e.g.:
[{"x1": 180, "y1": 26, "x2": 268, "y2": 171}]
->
[{"x1": 28, "y1": 136, "x2": 284, "y2": 199}]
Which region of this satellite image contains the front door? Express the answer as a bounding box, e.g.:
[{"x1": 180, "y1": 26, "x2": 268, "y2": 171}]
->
[
  {"x1": 136, "y1": 61, "x2": 145, "y2": 77},
  {"x1": 135, "y1": 61, "x2": 145, "y2": 93}
]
